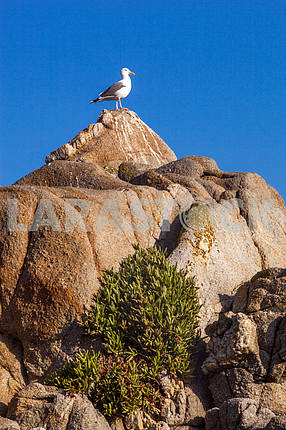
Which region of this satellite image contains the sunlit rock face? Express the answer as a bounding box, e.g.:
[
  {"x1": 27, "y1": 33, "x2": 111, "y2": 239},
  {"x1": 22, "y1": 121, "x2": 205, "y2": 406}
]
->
[
  {"x1": 45, "y1": 109, "x2": 177, "y2": 168},
  {"x1": 0, "y1": 109, "x2": 286, "y2": 423}
]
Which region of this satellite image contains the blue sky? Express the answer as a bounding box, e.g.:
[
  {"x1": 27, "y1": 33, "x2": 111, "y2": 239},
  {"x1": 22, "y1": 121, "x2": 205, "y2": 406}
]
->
[{"x1": 1, "y1": 0, "x2": 285, "y2": 201}]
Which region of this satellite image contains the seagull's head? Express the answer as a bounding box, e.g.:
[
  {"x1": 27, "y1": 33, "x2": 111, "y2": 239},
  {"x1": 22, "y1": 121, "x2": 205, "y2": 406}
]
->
[{"x1": 121, "y1": 67, "x2": 135, "y2": 77}]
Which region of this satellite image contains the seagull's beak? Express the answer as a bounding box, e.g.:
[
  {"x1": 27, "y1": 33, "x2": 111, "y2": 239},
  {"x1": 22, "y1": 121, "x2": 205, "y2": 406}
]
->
[{"x1": 129, "y1": 71, "x2": 135, "y2": 75}]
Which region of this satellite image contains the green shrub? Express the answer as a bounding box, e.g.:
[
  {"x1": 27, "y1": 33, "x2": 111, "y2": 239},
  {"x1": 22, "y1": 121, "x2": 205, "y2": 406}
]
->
[{"x1": 47, "y1": 245, "x2": 200, "y2": 420}]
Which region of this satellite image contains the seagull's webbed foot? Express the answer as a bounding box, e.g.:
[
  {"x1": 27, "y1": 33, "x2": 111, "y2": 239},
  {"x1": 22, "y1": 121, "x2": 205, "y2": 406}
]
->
[{"x1": 118, "y1": 99, "x2": 128, "y2": 110}]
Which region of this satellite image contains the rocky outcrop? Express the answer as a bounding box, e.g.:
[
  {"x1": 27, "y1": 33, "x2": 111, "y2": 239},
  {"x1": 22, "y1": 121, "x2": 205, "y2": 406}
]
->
[
  {"x1": 119, "y1": 155, "x2": 286, "y2": 328},
  {"x1": 4, "y1": 378, "x2": 207, "y2": 430},
  {"x1": 6, "y1": 382, "x2": 111, "y2": 430},
  {"x1": 205, "y1": 398, "x2": 286, "y2": 430},
  {"x1": 202, "y1": 268, "x2": 286, "y2": 415},
  {"x1": 121, "y1": 370, "x2": 209, "y2": 429},
  {"x1": 0, "y1": 334, "x2": 27, "y2": 416},
  {"x1": 15, "y1": 160, "x2": 134, "y2": 190},
  {"x1": 45, "y1": 109, "x2": 176, "y2": 168},
  {"x1": 0, "y1": 109, "x2": 286, "y2": 424},
  {"x1": 159, "y1": 372, "x2": 207, "y2": 428},
  {"x1": 0, "y1": 184, "x2": 173, "y2": 383},
  {"x1": 0, "y1": 416, "x2": 20, "y2": 430}
]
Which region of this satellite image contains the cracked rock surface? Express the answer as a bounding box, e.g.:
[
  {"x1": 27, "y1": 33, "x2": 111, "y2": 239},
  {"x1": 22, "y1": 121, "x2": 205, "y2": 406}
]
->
[
  {"x1": 0, "y1": 109, "x2": 286, "y2": 422},
  {"x1": 203, "y1": 268, "x2": 286, "y2": 415},
  {"x1": 205, "y1": 397, "x2": 286, "y2": 430},
  {"x1": 6, "y1": 382, "x2": 111, "y2": 430},
  {"x1": 45, "y1": 109, "x2": 176, "y2": 168}
]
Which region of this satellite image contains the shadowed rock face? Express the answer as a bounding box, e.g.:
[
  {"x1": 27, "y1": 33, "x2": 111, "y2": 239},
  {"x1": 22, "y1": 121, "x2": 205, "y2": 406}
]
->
[
  {"x1": 203, "y1": 269, "x2": 286, "y2": 415},
  {"x1": 205, "y1": 398, "x2": 286, "y2": 430},
  {"x1": 0, "y1": 109, "x2": 286, "y2": 423}
]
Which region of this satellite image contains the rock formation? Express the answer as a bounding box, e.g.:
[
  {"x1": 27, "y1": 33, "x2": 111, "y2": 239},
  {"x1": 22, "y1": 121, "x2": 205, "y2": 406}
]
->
[
  {"x1": 45, "y1": 109, "x2": 176, "y2": 167},
  {"x1": 7, "y1": 383, "x2": 111, "y2": 430},
  {"x1": 0, "y1": 109, "x2": 285, "y2": 428},
  {"x1": 202, "y1": 268, "x2": 286, "y2": 416},
  {"x1": 205, "y1": 398, "x2": 286, "y2": 430}
]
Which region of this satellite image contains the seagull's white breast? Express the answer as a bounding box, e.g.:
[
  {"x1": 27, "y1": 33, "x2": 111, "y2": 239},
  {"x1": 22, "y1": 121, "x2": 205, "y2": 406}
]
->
[
  {"x1": 116, "y1": 83, "x2": 131, "y2": 99},
  {"x1": 116, "y1": 75, "x2": 132, "y2": 99}
]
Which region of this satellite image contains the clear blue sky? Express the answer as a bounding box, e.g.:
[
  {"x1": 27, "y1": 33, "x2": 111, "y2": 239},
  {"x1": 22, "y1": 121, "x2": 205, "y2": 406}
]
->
[{"x1": 1, "y1": 0, "x2": 285, "y2": 201}]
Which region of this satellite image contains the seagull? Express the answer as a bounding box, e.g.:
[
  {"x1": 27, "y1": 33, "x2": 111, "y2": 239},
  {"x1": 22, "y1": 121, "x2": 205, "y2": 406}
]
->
[{"x1": 89, "y1": 67, "x2": 135, "y2": 109}]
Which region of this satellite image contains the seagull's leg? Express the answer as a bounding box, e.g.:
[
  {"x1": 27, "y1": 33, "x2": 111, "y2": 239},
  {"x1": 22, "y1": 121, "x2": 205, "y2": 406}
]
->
[
  {"x1": 119, "y1": 98, "x2": 128, "y2": 110},
  {"x1": 115, "y1": 100, "x2": 118, "y2": 109}
]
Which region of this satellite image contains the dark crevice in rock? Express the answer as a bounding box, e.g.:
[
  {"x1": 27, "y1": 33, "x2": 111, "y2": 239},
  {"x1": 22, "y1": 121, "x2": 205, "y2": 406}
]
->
[
  {"x1": 13, "y1": 232, "x2": 33, "y2": 298},
  {"x1": 224, "y1": 370, "x2": 235, "y2": 399},
  {"x1": 15, "y1": 339, "x2": 29, "y2": 387},
  {"x1": 250, "y1": 235, "x2": 267, "y2": 270},
  {"x1": 156, "y1": 213, "x2": 183, "y2": 255},
  {"x1": 86, "y1": 231, "x2": 101, "y2": 275},
  {"x1": 0, "y1": 331, "x2": 29, "y2": 386},
  {"x1": 265, "y1": 316, "x2": 284, "y2": 382}
]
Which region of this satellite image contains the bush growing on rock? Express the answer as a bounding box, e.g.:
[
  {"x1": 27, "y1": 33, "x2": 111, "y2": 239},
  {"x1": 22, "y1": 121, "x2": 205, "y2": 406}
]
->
[{"x1": 47, "y1": 245, "x2": 200, "y2": 420}]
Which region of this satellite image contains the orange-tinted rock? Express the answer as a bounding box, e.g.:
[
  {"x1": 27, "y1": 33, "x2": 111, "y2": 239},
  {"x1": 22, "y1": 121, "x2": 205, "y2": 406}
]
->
[
  {"x1": 0, "y1": 110, "x2": 286, "y2": 421},
  {"x1": 45, "y1": 109, "x2": 177, "y2": 168}
]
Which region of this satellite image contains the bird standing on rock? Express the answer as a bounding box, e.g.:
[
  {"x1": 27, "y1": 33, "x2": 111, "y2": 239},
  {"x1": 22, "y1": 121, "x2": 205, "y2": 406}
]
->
[{"x1": 89, "y1": 67, "x2": 135, "y2": 110}]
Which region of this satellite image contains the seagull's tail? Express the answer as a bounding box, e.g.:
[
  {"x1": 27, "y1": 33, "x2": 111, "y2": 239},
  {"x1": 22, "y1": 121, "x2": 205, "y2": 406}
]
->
[{"x1": 89, "y1": 98, "x2": 100, "y2": 104}]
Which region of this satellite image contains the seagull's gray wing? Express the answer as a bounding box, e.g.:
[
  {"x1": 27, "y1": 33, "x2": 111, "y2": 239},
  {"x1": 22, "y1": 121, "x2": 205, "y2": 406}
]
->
[{"x1": 99, "y1": 81, "x2": 126, "y2": 97}]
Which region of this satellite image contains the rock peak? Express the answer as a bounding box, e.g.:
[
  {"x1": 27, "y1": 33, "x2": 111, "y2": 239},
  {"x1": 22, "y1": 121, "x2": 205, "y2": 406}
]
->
[{"x1": 45, "y1": 109, "x2": 177, "y2": 168}]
